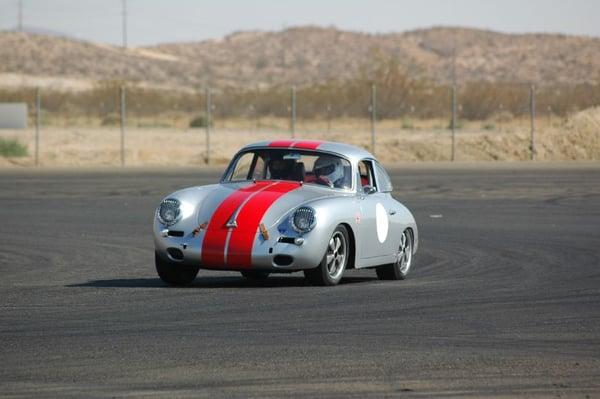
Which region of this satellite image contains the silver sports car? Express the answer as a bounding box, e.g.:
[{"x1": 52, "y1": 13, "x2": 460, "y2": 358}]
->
[{"x1": 154, "y1": 140, "x2": 418, "y2": 286}]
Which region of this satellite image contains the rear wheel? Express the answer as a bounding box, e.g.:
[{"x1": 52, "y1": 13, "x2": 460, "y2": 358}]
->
[
  {"x1": 155, "y1": 252, "x2": 200, "y2": 286},
  {"x1": 376, "y1": 230, "x2": 413, "y2": 280},
  {"x1": 240, "y1": 270, "x2": 270, "y2": 280},
  {"x1": 304, "y1": 225, "x2": 349, "y2": 286}
]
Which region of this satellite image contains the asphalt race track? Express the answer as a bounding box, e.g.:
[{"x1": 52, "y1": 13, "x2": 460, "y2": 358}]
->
[{"x1": 1, "y1": 164, "x2": 599, "y2": 398}]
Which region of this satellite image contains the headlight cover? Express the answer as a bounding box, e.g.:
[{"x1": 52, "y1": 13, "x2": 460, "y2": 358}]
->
[
  {"x1": 157, "y1": 198, "x2": 181, "y2": 226},
  {"x1": 291, "y1": 206, "x2": 316, "y2": 233}
]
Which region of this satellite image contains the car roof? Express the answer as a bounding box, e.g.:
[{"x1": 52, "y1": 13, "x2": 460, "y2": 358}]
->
[{"x1": 240, "y1": 140, "x2": 376, "y2": 164}]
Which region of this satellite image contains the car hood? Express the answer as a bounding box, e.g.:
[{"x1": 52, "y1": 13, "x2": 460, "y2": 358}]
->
[{"x1": 170, "y1": 180, "x2": 350, "y2": 232}]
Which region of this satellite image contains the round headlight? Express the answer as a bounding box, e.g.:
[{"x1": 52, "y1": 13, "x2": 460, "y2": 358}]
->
[
  {"x1": 291, "y1": 206, "x2": 316, "y2": 233},
  {"x1": 157, "y1": 198, "x2": 181, "y2": 226}
]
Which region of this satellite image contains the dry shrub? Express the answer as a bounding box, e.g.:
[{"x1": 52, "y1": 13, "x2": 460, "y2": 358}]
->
[{"x1": 1, "y1": 58, "x2": 599, "y2": 125}]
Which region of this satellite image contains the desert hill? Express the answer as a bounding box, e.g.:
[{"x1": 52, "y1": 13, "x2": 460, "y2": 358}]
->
[{"x1": 1, "y1": 26, "x2": 599, "y2": 90}]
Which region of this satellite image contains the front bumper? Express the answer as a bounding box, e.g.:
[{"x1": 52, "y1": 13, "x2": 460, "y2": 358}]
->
[{"x1": 153, "y1": 220, "x2": 326, "y2": 272}]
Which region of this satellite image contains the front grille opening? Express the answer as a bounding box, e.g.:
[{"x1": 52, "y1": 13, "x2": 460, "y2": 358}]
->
[
  {"x1": 167, "y1": 247, "x2": 184, "y2": 260},
  {"x1": 278, "y1": 237, "x2": 295, "y2": 244},
  {"x1": 167, "y1": 230, "x2": 184, "y2": 237},
  {"x1": 273, "y1": 255, "x2": 293, "y2": 266}
]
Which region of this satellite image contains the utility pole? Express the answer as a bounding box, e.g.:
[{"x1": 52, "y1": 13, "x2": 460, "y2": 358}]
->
[
  {"x1": 290, "y1": 86, "x2": 296, "y2": 138},
  {"x1": 122, "y1": 0, "x2": 127, "y2": 49},
  {"x1": 530, "y1": 85, "x2": 536, "y2": 161},
  {"x1": 18, "y1": 0, "x2": 23, "y2": 32},
  {"x1": 205, "y1": 87, "x2": 211, "y2": 164},
  {"x1": 370, "y1": 84, "x2": 376, "y2": 155}
]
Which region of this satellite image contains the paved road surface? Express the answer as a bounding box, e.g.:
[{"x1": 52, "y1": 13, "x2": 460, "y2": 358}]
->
[{"x1": 1, "y1": 165, "x2": 599, "y2": 398}]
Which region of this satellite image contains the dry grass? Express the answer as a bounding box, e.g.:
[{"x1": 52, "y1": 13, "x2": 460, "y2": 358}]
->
[{"x1": 1, "y1": 112, "x2": 598, "y2": 167}]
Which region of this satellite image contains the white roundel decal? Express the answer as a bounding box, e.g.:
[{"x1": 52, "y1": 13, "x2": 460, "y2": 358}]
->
[{"x1": 375, "y1": 202, "x2": 389, "y2": 243}]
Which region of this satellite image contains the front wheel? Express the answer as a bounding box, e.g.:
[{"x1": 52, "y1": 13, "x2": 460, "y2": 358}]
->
[
  {"x1": 155, "y1": 252, "x2": 200, "y2": 286},
  {"x1": 304, "y1": 225, "x2": 349, "y2": 286},
  {"x1": 376, "y1": 230, "x2": 413, "y2": 280}
]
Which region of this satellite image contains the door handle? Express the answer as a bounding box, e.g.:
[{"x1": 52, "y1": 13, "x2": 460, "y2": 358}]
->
[{"x1": 388, "y1": 209, "x2": 397, "y2": 215}]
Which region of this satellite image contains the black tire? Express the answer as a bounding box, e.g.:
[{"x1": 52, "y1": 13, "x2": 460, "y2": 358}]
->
[
  {"x1": 240, "y1": 270, "x2": 270, "y2": 280},
  {"x1": 304, "y1": 224, "x2": 349, "y2": 286},
  {"x1": 155, "y1": 252, "x2": 200, "y2": 286},
  {"x1": 376, "y1": 229, "x2": 413, "y2": 280}
]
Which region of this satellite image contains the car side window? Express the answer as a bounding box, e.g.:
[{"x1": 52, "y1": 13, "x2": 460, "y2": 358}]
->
[
  {"x1": 358, "y1": 160, "x2": 376, "y2": 191},
  {"x1": 374, "y1": 162, "x2": 393, "y2": 192}
]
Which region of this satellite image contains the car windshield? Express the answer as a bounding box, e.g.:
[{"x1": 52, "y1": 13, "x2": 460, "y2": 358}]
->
[{"x1": 224, "y1": 149, "x2": 353, "y2": 190}]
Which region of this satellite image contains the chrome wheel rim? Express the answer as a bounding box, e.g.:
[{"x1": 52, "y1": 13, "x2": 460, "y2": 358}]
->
[
  {"x1": 326, "y1": 231, "x2": 346, "y2": 279},
  {"x1": 396, "y1": 231, "x2": 412, "y2": 274}
]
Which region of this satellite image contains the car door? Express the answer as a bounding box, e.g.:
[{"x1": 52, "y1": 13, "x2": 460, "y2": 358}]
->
[
  {"x1": 373, "y1": 161, "x2": 403, "y2": 256},
  {"x1": 357, "y1": 159, "x2": 396, "y2": 260}
]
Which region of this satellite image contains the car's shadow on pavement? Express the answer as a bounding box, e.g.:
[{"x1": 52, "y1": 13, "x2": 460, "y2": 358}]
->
[{"x1": 67, "y1": 275, "x2": 377, "y2": 289}]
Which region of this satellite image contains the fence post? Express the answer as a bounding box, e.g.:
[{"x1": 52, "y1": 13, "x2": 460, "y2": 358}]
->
[
  {"x1": 370, "y1": 84, "x2": 376, "y2": 155},
  {"x1": 205, "y1": 87, "x2": 211, "y2": 165},
  {"x1": 120, "y1": 86, "x2": 126, "y2": 167},
  {"x1": 290, "y1": 86, "x2": 296, "y2": 138},
  {"x1": 326, "y1": 104, "x2": 332, "y2": 134},
  {"x1": 530, "y1": 85, "x2": 536, "y2": 161},
  {"x1": 451, "y1": 84, "x2": 456, "y2": 162},
  {"x1": 35, "y1": 87, "x2": 41, "y2": 166}
]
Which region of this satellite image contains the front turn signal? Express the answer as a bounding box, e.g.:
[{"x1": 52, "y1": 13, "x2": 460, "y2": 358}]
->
[{"x1": 259, "y1": 223, "x2": 269, "y2": 240}]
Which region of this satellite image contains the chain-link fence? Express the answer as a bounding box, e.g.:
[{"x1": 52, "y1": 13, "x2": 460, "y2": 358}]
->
[{"x1": 1, "y1": 81, "x2": 600, "y2": 167}]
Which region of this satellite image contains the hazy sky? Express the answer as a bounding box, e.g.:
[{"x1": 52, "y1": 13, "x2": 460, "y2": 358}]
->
[{"x1": 1, "y1": 0, "x2": 599, "y2": 46}]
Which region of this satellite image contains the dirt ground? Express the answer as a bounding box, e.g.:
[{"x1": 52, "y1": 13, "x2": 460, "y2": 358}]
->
[{"x1": 1, "y1": 108, "x2": 599, "y2": 167}]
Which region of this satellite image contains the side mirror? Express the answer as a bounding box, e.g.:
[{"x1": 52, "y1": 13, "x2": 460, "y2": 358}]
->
[{"x1": 363, "y1": 186, "x2": 377, "y2": 195}]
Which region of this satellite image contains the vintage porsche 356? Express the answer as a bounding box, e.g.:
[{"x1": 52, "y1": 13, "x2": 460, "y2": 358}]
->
[{"x1": 154, "y1": 140, "x2": 418, "y2": 286}]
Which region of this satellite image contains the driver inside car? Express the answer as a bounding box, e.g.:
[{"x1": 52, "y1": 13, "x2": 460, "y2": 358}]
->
[{"x1": 313, "y1": 155, "x2": 345, "y2": 188}]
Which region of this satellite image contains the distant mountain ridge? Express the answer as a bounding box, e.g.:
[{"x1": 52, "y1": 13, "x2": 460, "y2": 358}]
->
[{"x1": 1, "y1": 26, "x2": 599, "y2": 90}]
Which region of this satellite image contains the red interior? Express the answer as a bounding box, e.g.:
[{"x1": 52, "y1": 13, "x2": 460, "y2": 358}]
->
[
  {"x1": 304, "y1": 172, "x2": 317, "y2": 183},
  {"x1": 299, "y1": 172, "x2": 369, "y2": 186}
]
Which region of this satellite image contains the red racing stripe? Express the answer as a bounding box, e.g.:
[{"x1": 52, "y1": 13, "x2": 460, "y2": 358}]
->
[
  {"x1": 291, "y1": 140, "x2": 322, "y2": 150},
  {"x1": 227, "y1": 181, "x2": 301, "y2": 268},
  {"x1": 268, "y1": 140, "x2": 322, "y2": 149},
  {"x1": 268, "y1": 140, "x2": 295, "y2": 148},
  {"x1": 201, "y1": 182, "x2": 270, "y2": 267}
]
